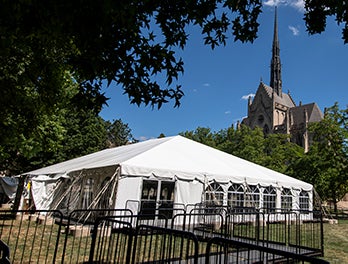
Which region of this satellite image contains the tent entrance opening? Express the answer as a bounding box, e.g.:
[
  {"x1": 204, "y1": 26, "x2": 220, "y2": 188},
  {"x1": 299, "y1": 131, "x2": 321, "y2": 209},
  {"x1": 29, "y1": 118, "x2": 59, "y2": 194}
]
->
[{"x1": 140, "y1": 180, "x2": 174, "y2": 219}]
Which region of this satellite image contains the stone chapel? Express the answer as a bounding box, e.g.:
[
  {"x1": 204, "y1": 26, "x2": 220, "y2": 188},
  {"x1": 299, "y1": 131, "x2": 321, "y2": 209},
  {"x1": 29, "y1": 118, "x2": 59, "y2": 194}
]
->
[{"x1": 241, "y1": 8, "x2": 323, "y2": 152}]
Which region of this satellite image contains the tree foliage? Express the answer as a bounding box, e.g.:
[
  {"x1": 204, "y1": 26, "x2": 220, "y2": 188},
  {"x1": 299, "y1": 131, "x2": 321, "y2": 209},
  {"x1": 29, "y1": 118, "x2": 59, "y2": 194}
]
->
[
  {"x1": 304, "y1": 0, "x2": 348, "y2": 43},
  {"x1": 181, "y1": 124, "x2": 303, "y2": 174},
  {"x1": 105, "y1": 119, "x2": 136, "y2": 148},
  {"x1": 181, "y1": 104, "x2": 347, "y2": 209},
  {"x1": 1, "y1": 0, "x2": 347, "y2": 117},
  {"x1": 287, "y1": 103, "x2": 348, "y2": 209},
  {"x1": 2, "y1": 1, "x2": 348, "y2": 177},
  {"x1": 0, "y1": 72, "x2": 135, "y2": 175},
  {"x1": 0, "y1": 0, "x2": 263, "y2": 112}
]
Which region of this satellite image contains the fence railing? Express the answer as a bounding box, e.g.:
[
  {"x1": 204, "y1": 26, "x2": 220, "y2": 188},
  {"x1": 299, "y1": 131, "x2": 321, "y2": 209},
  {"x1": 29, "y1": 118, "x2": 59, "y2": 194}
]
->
[
  {"x1": 0, "y1": 208, "x2": 327, "y2": 263},
  {"x1": 206, "y1": 236, "x2": 329, "y2": 264},
  {"x1": 0, "y1": 239, "x2": 10, "y2": 264}
]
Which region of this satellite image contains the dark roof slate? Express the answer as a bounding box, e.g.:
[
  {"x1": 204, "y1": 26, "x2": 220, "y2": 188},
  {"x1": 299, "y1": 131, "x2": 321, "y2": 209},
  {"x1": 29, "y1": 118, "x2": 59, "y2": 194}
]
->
[
  {"x1": 290, "y1": 103, "x2": 324, "y2": 124},
  {"x1": 260, "y1": 83, "x2": 296, "y2": 108}
]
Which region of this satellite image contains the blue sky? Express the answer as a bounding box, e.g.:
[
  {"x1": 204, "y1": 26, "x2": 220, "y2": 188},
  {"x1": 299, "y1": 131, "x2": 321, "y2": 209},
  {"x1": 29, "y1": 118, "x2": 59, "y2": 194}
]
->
[{"x1": 100, "y1": 0, "x2": 348, "y2": 141}]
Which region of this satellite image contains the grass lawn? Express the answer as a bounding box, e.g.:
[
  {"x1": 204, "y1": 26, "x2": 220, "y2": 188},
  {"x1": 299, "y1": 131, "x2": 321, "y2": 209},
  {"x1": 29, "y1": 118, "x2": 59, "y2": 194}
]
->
[{"x1": 323, "y1": 220, "x2": 348, "y2": 263}]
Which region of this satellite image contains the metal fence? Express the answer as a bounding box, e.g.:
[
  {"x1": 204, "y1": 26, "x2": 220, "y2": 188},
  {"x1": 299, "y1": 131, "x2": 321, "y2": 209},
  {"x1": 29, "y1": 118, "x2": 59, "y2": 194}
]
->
[
  {"x1": 206, "y1": 236, "x2": 329, "y2": 264},
  {"x1": 0, "y1": 239, "x2": 10, "y2": 264},
  {"x1": 0, "y1": 208, "x2": 327, "y2": 263}
]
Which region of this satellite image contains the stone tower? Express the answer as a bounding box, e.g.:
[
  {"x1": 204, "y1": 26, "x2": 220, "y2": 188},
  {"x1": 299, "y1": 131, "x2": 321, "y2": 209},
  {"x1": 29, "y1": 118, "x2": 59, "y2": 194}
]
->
[{"x1": 241, "y1": 8, "x2": 323, "y2": 152}]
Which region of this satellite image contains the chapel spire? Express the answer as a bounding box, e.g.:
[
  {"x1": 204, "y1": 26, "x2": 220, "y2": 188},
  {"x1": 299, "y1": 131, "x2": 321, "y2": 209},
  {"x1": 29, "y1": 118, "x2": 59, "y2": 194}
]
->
[{"x1": 270, "y1": 7, "x2": 282, "y2": 96}]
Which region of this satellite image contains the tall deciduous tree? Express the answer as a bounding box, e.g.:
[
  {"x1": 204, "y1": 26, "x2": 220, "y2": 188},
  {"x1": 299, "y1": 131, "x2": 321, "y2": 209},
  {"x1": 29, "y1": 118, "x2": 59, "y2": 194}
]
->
[
  {"x1": 180, "y1": 127, "x2": 217, "y2": 148},
  {"x1": 2, "y1": 1, "x2": 347, "y2": 113},
  {"x1": 0, "y1": 71, "x2": 135, "y2": 175},
  {"x1": 105, "y1": 119, "x2": 136, "y2": 148},
  {"x1": 287, "y1": 103, "x2": 348, "y2": 211},
  {"x1": 181, "y1": 124, "x2": 302, "y2": 173},
  {"x1": 2, "y1": 1, "x2": 348, "y2": 174}
]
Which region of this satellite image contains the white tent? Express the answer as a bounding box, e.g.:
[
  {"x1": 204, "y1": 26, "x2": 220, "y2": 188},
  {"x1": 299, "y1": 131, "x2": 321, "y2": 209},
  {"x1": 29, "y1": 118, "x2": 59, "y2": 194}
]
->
[{"x1": 22, "y1": 135, "x2": 313, "y2": 214}]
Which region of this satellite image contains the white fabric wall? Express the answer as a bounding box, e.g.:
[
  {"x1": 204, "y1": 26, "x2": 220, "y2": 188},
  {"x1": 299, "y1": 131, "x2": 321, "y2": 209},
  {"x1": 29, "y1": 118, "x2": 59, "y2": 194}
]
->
[
  {"x1": 115, "y1": 176, "x2": 142, "y2": 215},
  {"x1": 31, "y1": 177, "x2": 58, "y2": 210},
  {"x1": 175, "y1": 179, "x2": 203, "y2": 206}
]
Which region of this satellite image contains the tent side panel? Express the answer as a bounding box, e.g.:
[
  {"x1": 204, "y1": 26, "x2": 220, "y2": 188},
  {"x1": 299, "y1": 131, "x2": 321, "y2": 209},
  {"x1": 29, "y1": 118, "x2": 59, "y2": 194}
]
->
[
  {"x1": 175, "y1": 180, "x2": 203, "y2": 206},
  {"x1": 115, "y1": 177, "x2": 142, "y2": 214}
]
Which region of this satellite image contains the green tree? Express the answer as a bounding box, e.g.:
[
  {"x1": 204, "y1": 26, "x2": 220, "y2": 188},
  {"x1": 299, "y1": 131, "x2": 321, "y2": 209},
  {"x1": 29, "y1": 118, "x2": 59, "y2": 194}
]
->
[
  {"x1": 304, "y1": 1, "x2": 348, "y2": 43},
  {"x1": 105, "y1": 119, "x2": 136, "y2": 148},
  {"x1": 180, "y1": 127, "x2": 216, "y2": 148},
  {"x1": 288, "y1": 103, "x2": 348, "y2": 211},
  {"x1": 0, "y1": 71, "x2": 77, "y2": 175},
  {"x1": 181, "y1": 124, "x2": 304, "y2": 175},
  {"x1": 2, "y1": 0, "x2": 347, "y2": 114},
  {"x1": 262, "y1": 133, "x2": 304, "y2": 174},
  {"x1": 0, "y1": 70, "x2": 135, "y2": 174},
  {"x1": 227, "y1": 125, "x2": 265, "y2": 164},
  {"x1": 158, "y1": 133, "x2": 166, "y2": 138},
  {"x1": 58, "y1": 111, "x2": 108, "y2": 162}
]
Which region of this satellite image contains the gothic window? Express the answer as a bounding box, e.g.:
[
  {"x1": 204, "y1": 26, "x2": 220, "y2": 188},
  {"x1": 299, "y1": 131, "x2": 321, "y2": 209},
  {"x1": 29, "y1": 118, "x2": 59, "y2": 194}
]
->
[
  {"x1": 263, "y1": 124, "x2": 270, "y2": 134},
  {"x1": 299, "y1": 190, "x2": 310, "y2": 211},
  {"x1": 276, "y1": 110, "x2": 280, "y2": 124},
  {"x1": 205, "y1": 181, "x2": 224, "y2": 206},
  {"x1": 244, "y1": 185, "x2": 260, "y2": 209},
  {"x1": 227, "y1": 184, "x2": 244, "y2": 208},
  {"x1": 263, "y1": 186, "x2": 277, "y2": 212},
  {"x1": 258, "y1": 114, "x2": 264, "y2": 125},
  {"x1": 281, "y1": 188, "x2": 293, "y2": 210}
]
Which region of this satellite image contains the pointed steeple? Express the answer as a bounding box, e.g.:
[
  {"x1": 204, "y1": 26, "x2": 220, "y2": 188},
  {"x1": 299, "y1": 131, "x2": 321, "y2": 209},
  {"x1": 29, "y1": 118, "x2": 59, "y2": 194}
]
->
[{"x1": 270, "y1": 7, "x2": 282, "y2": 97}]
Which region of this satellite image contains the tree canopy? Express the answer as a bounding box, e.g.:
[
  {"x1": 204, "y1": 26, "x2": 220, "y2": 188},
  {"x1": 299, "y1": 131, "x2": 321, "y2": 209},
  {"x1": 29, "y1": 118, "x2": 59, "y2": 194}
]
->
[
  {"x1": 0, "y1": 71, "x2": 135, "y2": 175},
  {"x1": 1, "y1": 0, "x2": 347, "y2": 114},
  {"x1": 181, "y1": 103, "x2": 348, "y2": 211},
  {"x1": 287, "y1": 103, "x2": 348, "y2": 209},
  {"x1": 1, "y1": 1, "x2": 348, "y2": 178},
  {"x1": 181, "y1": 124, "x2": 304, "y2": 175}
]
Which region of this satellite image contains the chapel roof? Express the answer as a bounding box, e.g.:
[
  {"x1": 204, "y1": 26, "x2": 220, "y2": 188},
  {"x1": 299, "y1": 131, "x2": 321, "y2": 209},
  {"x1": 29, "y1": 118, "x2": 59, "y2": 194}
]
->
[
  {"x1": 290, "y1": 103, "x2": 324, "y2": 124},
  {"x1": 260, "y1": 82, "x2": 296, "y2": 108}
]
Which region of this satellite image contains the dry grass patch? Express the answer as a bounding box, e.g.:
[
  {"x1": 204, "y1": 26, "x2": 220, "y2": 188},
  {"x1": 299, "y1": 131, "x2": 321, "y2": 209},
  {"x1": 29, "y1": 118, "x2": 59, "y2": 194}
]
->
[{"x1": 323, "y1": 220, "x2": 348, "y2": 263}]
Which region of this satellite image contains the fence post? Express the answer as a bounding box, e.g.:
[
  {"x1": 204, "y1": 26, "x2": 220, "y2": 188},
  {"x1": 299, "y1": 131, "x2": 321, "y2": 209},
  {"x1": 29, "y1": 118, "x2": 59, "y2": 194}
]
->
[{"x1": 88, "y1": 220, "x2": 99, "y2": 262}]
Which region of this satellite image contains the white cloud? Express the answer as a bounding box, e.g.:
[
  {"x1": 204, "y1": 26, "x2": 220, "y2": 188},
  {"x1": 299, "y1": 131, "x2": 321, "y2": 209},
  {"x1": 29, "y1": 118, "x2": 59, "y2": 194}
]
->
[
  {"x1": 290, "y1": 0, "x2": 305, "y2": 11},
  {"x1": 264, "y1": 0, "x2": 283, "y2": 7},
  {"x1": 288, "y1": 25, "x2": 300, "y2": 36},
  {"x1": 203, "y1": 83, "x2": 211, "y2": 87},
  {"x1": 263, "y1": 0, "x2": 304, "y2": 12},
  {"x1": 241, "y1": 93, "x2": 255, "y2": 100},
  {"x1": 225, "y1": 110, "x2": 231, "y2": 115}
]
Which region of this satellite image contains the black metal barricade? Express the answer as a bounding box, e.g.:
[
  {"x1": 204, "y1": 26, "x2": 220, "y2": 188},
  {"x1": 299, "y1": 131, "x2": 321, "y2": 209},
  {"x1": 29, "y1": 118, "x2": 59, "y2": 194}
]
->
[
  {"x1": 225, "y1": 208, "x2": 264, "y2": 242},
  {"x1": 172, "y1": 211, "x2": 225, "y2": 240},
  {"x1": 132, "y1": 225, "x2": 199, "y2": 264},
  {"x1": 205, "y1": 236, "x2": 330, "y2": 264},
  {"x1": 89, "y1": 218, "x2": 134, "y2": 263},
  {"x1": 0, "y1": 209, "x2": 64, "y2": 263},
  {"x1": 61, "y1": 208, "x2": 133, "y2": 263},
  {"x1": 0, "y1": 240, "x2": 10, "y2": 264},
  {"x1": 0, "y1": 207, "x2": 327, "y2": 263}
]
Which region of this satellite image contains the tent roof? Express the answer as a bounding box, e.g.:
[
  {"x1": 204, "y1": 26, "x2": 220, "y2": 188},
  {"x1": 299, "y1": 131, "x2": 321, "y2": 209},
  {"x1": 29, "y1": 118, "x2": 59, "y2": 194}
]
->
[{"x1": 25, "y1": 135, "x2": 312, "y2": 190}]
